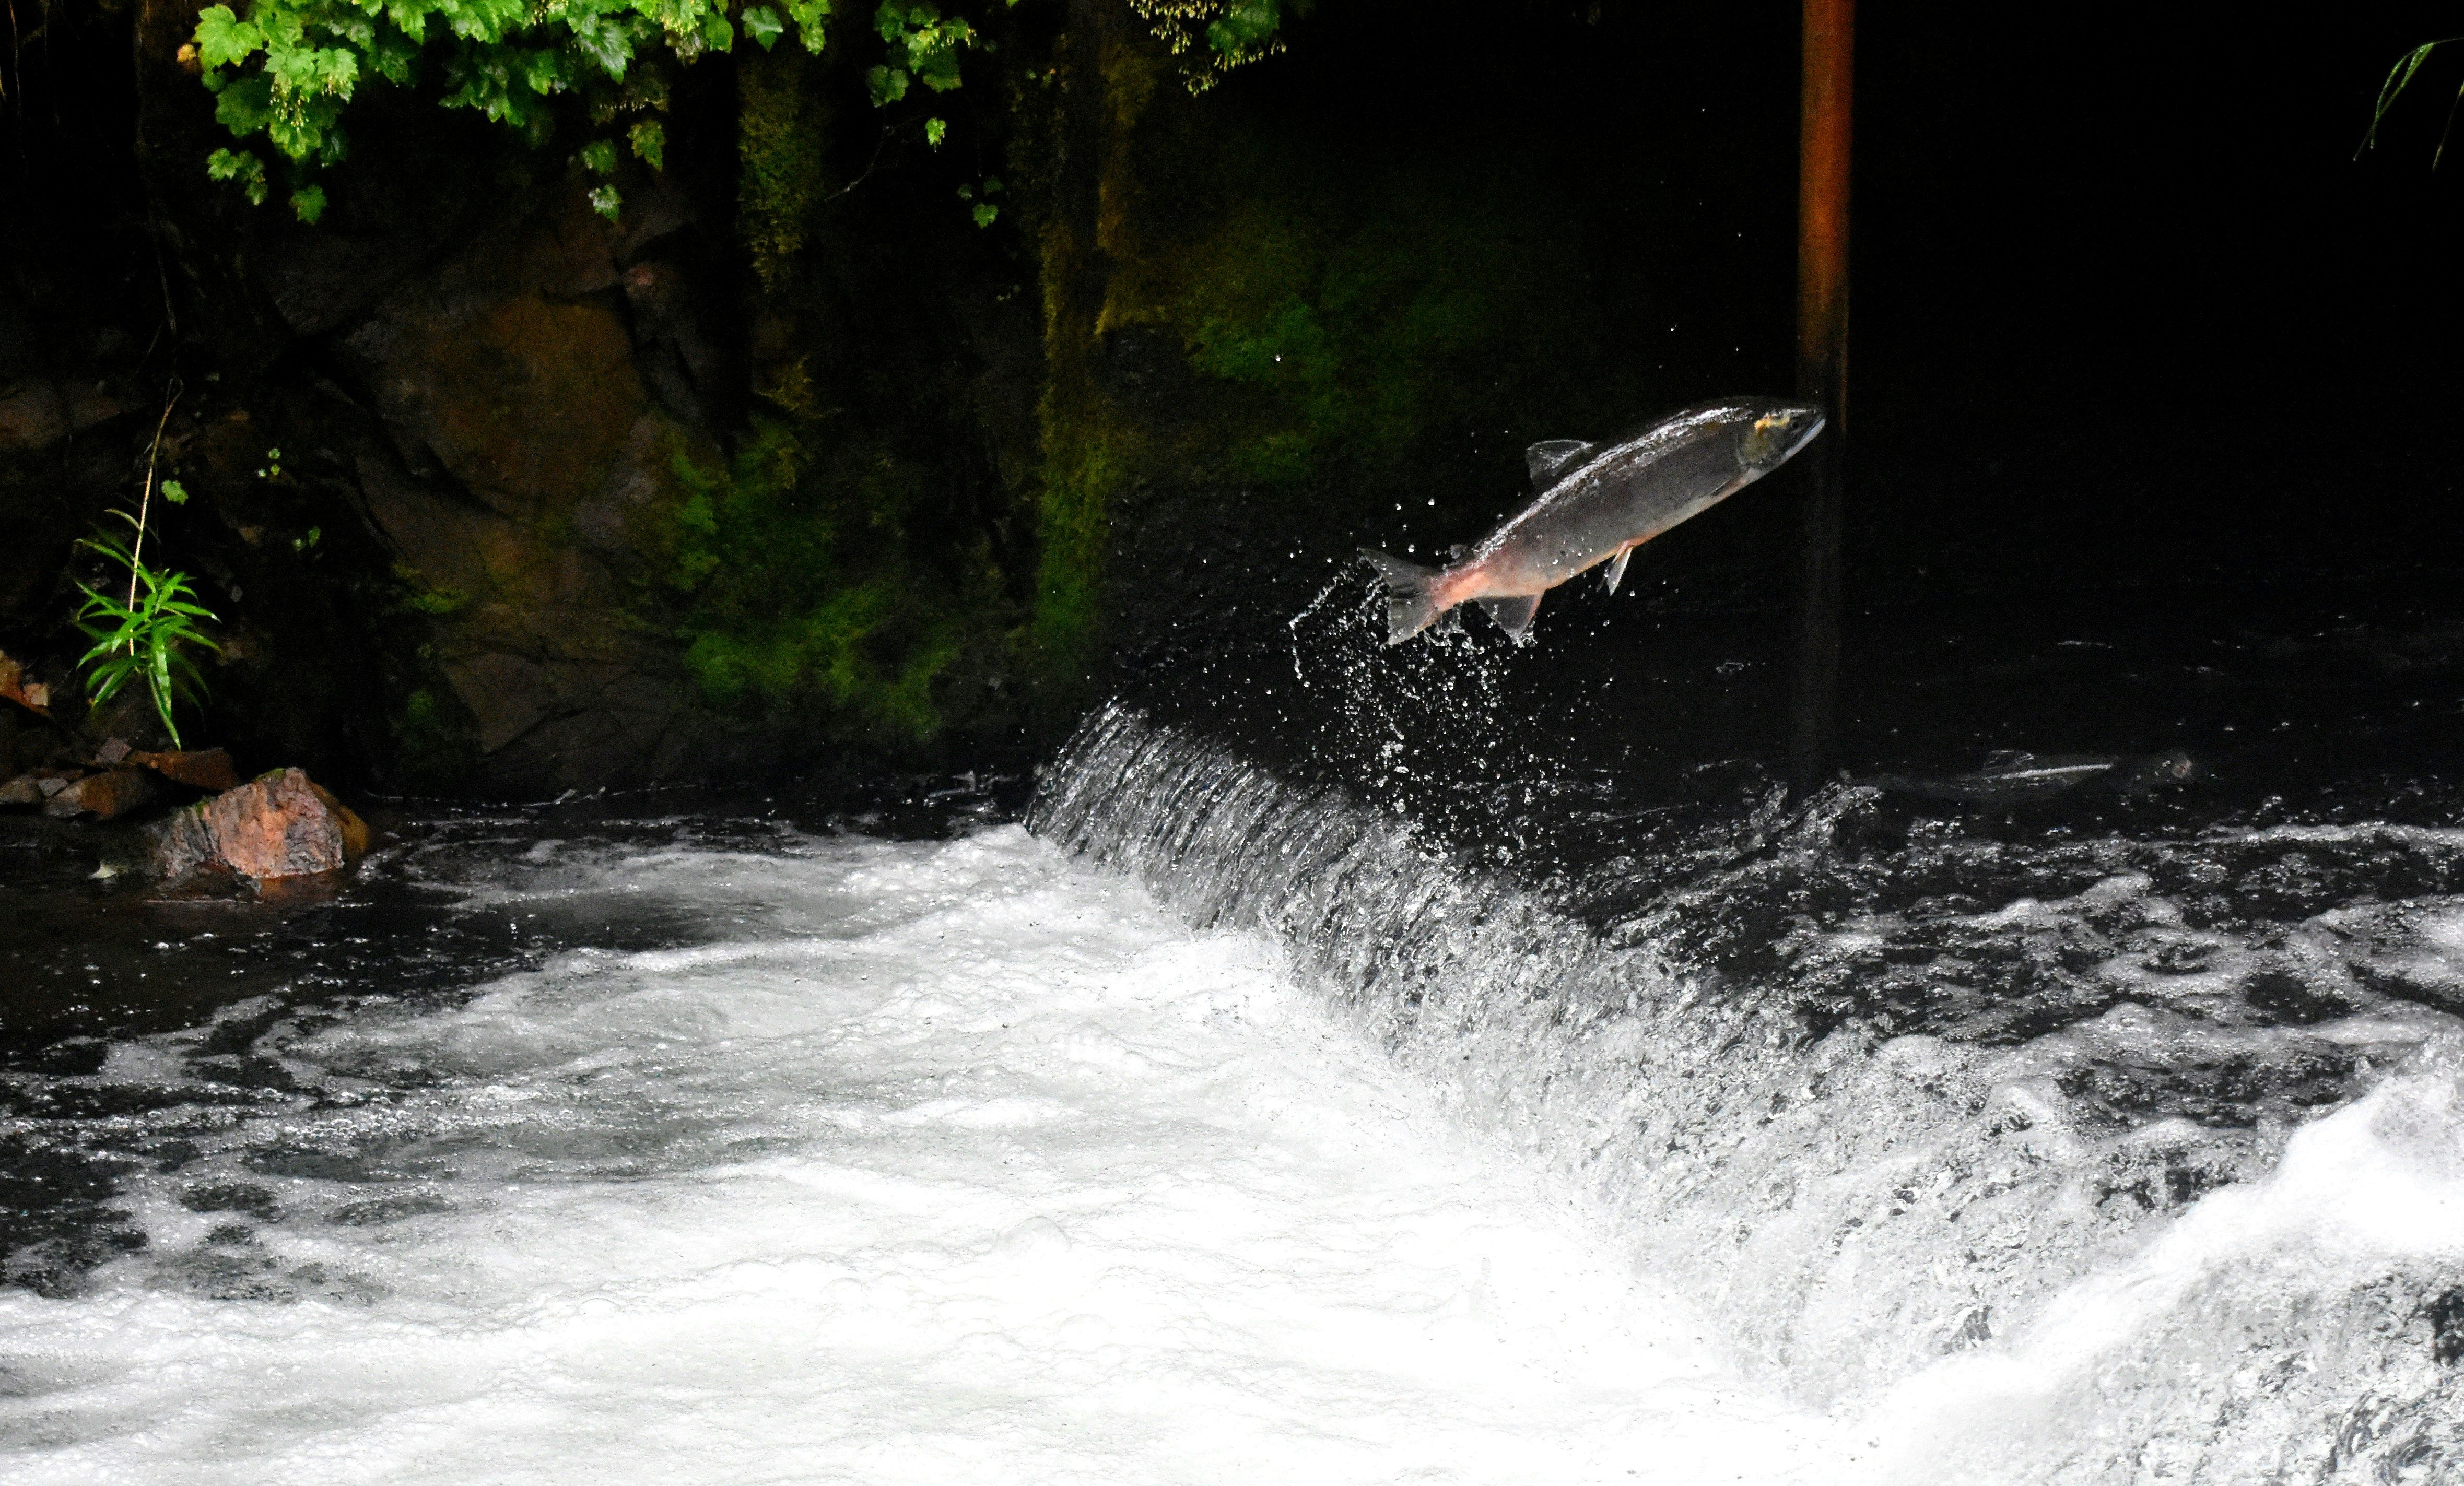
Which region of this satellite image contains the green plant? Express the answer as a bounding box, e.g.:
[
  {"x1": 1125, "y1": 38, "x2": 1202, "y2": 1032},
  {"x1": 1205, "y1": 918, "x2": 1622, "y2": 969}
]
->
[
  {"x1": 187, "y1": 0, "x2": 1283, "y2": 223},
  {"x1": 75, "y1": 526, "x2": 221, "y2": 748},
  {"x1": 2364, "y1": 34, "x2": 2464, "y2": 164}
]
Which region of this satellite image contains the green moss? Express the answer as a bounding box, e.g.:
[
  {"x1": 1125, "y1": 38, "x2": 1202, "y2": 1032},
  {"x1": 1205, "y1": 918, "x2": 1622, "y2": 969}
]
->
[
  {"x1": 1158, "y1": 169, "x2": 1591, "y2": 490},
  {"x1": 1028, "y1": 420, "x2": 1117, "y2": 670},
  {"x1": 389, "y1": 685, "x2": 480, "y2": 791},
  {"x1": 738, "y1": 47, "x2": 828, "y2": 290},
  {"x1": 391, "y1": 562, "x2": 472, "y2": 616},
  {"x1": 656, "y1": 417, "x2": 1006, "y2": 745}
]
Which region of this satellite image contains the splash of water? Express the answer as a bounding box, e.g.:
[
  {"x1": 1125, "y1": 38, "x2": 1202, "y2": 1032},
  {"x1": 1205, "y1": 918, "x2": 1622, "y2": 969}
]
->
[{"x1": 1031, "y1": 701, "x2": 2464, "y2": 1479}]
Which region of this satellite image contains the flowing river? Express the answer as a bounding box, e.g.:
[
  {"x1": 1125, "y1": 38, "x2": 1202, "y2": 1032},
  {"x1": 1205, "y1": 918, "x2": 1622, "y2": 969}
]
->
[
  {"x1": 0, "y1": 815, "x2": 1829, "y2": 1484},
  {"x1": 4, "y1": 593, "x2": 2463, "y2": 1482}
]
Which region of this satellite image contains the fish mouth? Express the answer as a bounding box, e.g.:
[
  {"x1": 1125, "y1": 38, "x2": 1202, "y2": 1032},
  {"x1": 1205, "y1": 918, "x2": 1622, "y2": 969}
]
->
[{"x1": 1780, "y1": 411, "x2": 1827, "y2": 463}]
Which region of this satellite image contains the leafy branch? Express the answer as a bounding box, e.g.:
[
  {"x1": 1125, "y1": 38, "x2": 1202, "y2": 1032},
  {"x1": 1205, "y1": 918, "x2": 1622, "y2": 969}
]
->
[
  {"x1": 189, "y1": 0, "x2": 1288, "y2": 223},
  {"x1": 191, "y1": 0, "x2": 835, "y2": 221}
]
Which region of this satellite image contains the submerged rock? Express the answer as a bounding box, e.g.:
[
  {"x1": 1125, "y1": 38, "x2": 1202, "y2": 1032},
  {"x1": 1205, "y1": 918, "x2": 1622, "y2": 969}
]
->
[{"x1": 150, "y1": 768, "x2": 370, "y2": 886}]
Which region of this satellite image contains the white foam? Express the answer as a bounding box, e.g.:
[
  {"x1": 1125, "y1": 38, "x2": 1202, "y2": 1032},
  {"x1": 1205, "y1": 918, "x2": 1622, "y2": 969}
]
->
[
  {"x1": 1859, "y1": 1042, "x2": 2464, "y2": 1482},
  {"x1": 0, "y1": 827, "x2": 1821, "y2": 1484}
]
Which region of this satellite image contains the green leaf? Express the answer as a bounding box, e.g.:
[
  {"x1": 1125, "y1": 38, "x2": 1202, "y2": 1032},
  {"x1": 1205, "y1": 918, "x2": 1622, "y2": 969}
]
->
[
  {"x1": 742, "y1": 6, "x2": 785, "y2": 49},
  {"x1": 161, "y1": 480, "x2": 189, "y2": 505},
  {"x1": 566, "y1": 14, "x2": 637, "y2": 78},
  {"x1": 369, "y1": 27, "x2": 423, "y2": 84},
  {"x1": 290, "y1": 183, "x2": 328, "y2": 223},
  {"x1": 923, "y1": 116, "x2": 946, "y2": 147},
  {"x1": 629, "y1": 119, "x2": 666, "y2": 171},
  {"x1": 206, "y1": 147, "x2": 262, "y2": 184},
  {"x1": 581, "y1": 138, "x2": 619, "y2": 174},
  {"x1": 971, "y1": 201, "x2": 997, "y2": 228},
  {"x1": 519, "y1": 48, "x2": 566, "y2": 96},
  {"x1": 214, "y1": 75, "x2": 275, "y2": 136},
  {"x1": 784, "y1": 0, "x2": 831, "y2": 50},
  {"x1": 589, "y1": 184, "x2": 623, "y2": 220},
  {"x1": 193, "y1": 5, "x2": 266, "y2": 69},
  {"x1": 700, "y1": 10, "x2": 735, "y2": 52},
  {"x1": 865, "y1": 64, "x2": 908, "y2": 105}
]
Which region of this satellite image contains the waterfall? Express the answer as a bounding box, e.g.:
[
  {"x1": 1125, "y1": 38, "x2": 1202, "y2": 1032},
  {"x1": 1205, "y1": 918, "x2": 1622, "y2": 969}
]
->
[{"x1": 1032, "y1": 700, "x2": 2464, "y2": 1480}]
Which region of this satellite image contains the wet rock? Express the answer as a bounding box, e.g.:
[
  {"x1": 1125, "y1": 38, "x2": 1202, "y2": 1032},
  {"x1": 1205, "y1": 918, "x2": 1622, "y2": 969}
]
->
[
  {"x1": 329, "y1": 190, "x2": 715, "y2": 793},
  {"x1": 75, "y1": 689, "x2": 173, "y2": 754},
  {"x1": 129, "y1": 747, "x2": 242, "y2": 793},
  {"x1": 3, "y1": 769, "x2": 80, "y2": 805},
  {"x1": 149, "y1": 768, "x2": 370, "y2": 884},
  {"x1": 42, "y1": 769, "x2": 157, "y2": 820},
  {"x1": 0, "y1": 380, "x2": 123, "y2": 457},
  {"x1": 0, "y1": 650, "x2": 52, "y2": 716}
]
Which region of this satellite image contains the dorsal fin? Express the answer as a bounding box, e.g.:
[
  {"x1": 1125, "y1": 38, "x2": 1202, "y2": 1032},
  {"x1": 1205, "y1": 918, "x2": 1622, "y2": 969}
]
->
[{"x1": 1525, "y1": 439, "x2": 1595, "y2": 488}]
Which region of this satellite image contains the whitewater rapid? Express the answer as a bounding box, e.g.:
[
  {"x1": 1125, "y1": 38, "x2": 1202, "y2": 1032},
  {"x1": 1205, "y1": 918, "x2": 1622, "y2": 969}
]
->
[{"x1": 0, "y1": 826, "x2": 1822, "y2": 1484}]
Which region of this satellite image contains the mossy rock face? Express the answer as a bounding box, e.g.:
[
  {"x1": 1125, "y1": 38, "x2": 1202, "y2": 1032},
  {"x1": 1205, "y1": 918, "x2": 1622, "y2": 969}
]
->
[{"x1": 326, "y1": 186, "x2": 726, "y2": 792}]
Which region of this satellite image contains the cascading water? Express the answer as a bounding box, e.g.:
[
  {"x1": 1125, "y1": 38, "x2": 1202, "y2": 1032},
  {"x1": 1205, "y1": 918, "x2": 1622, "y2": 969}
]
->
[{"x1": 1027, "y1": 584, "x2": 2464, "y2": 1482}]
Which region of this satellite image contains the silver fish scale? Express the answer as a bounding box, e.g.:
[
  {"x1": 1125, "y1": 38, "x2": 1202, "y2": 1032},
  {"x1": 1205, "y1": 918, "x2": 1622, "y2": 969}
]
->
[{"x1": 1469, "y1": 399, "x2": 1793, "y2": 587}]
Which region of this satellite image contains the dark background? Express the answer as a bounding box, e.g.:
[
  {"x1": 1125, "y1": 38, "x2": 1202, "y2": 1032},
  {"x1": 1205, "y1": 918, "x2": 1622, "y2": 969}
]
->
[
  {"x1": 4, "y1": 0, "x2": 2459, "y2": 789},
  {"x1": 1255, "y1": 0, "x2": 2464, "y2": 602}
]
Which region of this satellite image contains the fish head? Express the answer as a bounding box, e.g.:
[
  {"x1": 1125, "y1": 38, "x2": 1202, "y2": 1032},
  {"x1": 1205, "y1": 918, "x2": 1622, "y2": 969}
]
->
[{"x1": 1735, "y1": 400, "x2": 1826, "y2": 474}]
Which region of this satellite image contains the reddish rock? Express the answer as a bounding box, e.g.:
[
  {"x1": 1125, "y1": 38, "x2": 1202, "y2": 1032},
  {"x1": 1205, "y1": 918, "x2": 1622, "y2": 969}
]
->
[
  {"x1": 130, "y1": 747, "x2": 242, "y2": 793},
  {"x1": 149, "y1": 768, "x2": 370, "y2": 884},
  {"x1": 0, "y1": 651, "x2": 51, "y2": 716},
  {"x1": 43, "y1": 769, "x2": 158, "y2": 820}
]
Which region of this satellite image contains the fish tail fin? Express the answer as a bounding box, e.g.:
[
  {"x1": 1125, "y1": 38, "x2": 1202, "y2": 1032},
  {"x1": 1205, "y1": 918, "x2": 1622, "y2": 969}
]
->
[{"x1": 1356, "y1": 548, "x2": 1444, "y2": 645}]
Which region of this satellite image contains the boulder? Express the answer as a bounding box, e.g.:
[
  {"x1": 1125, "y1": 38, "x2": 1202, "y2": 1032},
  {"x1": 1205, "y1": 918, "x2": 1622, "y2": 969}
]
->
[
  {"x1": 150, "y1": 768, "x2": 370, "y2": 884},
  {"x1": 43, "y1": 769, "x2": 158, "y2": 820}
]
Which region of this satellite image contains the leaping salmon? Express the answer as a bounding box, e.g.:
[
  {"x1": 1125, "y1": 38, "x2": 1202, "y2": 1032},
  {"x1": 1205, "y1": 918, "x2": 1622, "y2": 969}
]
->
[{"x1": 1359, "y1": 397, "x2": 1825, "y2": 645}]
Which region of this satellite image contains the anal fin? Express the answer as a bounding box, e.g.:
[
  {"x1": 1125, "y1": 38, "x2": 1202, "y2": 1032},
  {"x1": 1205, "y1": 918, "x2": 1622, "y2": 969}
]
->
[
  {"x1": 1475, "y1": 593, "x2": 1543, "y2": 645},
  {"x1": 1602, "y1": 546, "x2": 1633, "y2": 595}
]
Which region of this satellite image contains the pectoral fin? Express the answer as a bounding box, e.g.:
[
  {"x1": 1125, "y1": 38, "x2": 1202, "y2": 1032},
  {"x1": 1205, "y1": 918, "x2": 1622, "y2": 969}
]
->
[
  {"x1": 1602, "y1": 546, "x2": 1633, "y2": 595},
  {"x1": 1475, "y1": 593, "x2": 1542, "y2": 645}
]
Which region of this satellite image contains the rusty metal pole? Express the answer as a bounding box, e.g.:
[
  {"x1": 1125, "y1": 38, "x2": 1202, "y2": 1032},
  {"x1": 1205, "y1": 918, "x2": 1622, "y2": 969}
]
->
[{"x1": 1790, "y1": 0, "x2": 1852, "y2": 789}]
